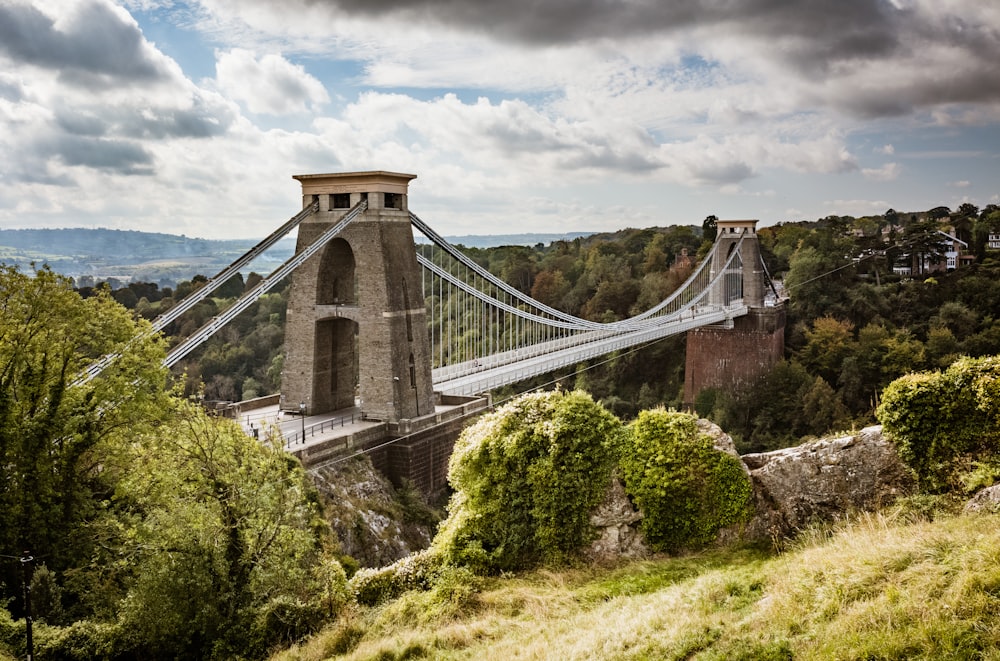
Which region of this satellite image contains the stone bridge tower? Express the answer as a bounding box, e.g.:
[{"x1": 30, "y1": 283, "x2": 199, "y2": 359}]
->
[
  {"x1": 281, "y1": 171, "x2": 436, "y2": 422},
  {"x1": 684, "y1": 219, "x2": 785, "y2": 407}
]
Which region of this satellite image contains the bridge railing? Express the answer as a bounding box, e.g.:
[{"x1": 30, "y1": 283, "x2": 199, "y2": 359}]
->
[{"x1": 283, "y1": 410, "x2": 362, "y2": 447}]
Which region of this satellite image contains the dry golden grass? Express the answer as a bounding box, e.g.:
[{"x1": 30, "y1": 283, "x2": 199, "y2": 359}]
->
[{"x1": 273, "y1": 509, "x2": 1000, "y2": 661}]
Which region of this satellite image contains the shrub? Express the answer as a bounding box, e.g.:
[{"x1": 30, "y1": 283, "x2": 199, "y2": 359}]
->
[
  {"x1": 251, "y1": 596, "x2": 326, "y2": 652},
  {"x1": 32, "y1": 620, "x2": 123, "y2": 660},
  {"x1": 433, "y1": 390, "x2": 623, "y2": 572},
  {"x1": 620, "y1": 409, "x2": 753, "y2": 552},
  {"x1": 877, "y1": 355, "x2": 1000, "y2": 490},
  {"x1": 349, "y1": 548, "x2": 445, "y2": 606},
  {"x1": 0, "y1": 608, "x2": 22, "y2": 658}
]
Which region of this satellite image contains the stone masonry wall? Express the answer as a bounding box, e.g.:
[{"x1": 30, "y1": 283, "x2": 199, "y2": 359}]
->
[{"x1": 683, "y1": 306, "x2": 786, "y2": 406}]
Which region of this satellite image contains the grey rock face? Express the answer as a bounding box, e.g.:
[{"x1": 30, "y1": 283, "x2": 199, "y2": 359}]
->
[
  {"x1": 739, "y1": 425, "x2": 915, "y2": 542},
  {"x1": 310, "y1": 456, "x2": 435, "y2": 568},
  {"x1": 585, "y1": 476, "x2": 648, "y2": 562},
  {"x1": 965, "y1": 484, "x2": 1000, "y2": 514}
]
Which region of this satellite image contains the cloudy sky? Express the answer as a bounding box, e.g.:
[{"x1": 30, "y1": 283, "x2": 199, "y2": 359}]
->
[{"x1": 1, "y1": 0, "x2": 998, "y2": 240}]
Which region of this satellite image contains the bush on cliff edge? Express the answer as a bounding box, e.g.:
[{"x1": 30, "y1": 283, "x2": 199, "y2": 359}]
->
[
  {"x1": 433, "y1": 390, "x2": 623, "y2": 573},
  {"x1": 878, "y1": 355, "x2": 1000, "y2": 491},
  {"x1": 620, "y1": 409, "x2": 753, "y2": 552}
]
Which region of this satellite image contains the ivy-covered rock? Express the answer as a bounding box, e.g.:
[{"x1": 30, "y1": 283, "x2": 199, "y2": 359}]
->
[
  {"x1": 877, "y1": 355, "x2": 1000, "y2": 490},
  {"x1": 620, "y1": 409, "x2": 753, "y2": 552},
  {"x1": 433, "y1": 390, "x2": 623, "y2": 573},
  {"x1": 349, "y1": 548, "x2": 444, "y2": 606}
]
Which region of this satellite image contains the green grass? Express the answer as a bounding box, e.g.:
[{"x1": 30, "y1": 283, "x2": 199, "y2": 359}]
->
[{"x1": 273, "y1": 509, "x2": 1000, "y2": 660}]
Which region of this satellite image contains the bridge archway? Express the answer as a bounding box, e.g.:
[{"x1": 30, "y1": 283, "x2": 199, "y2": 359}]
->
[{"x1": 313, "y1": 317, "x2": 357, "y2": 411}]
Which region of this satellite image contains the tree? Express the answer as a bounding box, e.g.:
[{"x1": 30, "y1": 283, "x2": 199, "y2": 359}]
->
[
  {"x1": 641, "y1": 233, "x2": 670, "y2": 274},
  {"x1": 785, "y1": 229, "x2": 855, "y2": 321},
  {"x1": 0, "y1": 266, "x2": 169, "y2": 615},
  {"x1": 952, "y1": 203, "x2": 979, "y2": 244},
  {"x1": 800, "y1": 377, "x2": 850, "y2": 436},
  {"x1": 529, "y1": 270, "x2": 570, "y2": 307},
  {"x1": 109, "y1": 401, "x2": 345, "y2": 659},
  {"x1": 702, "y1": 215, "x2": 718, "y2": 243},
  {"x1": 900, "y1": 219, "x2": 947, "y2": 274},
  {"x1": 797, "y1": 316, "x2": 856, "y2": 386},
  {"x1": 215, "y1": 272, "x2": 245, "y2": 299}
]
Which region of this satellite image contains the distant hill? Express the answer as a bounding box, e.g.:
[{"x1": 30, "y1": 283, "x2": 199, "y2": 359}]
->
[
  {"x1": 0, "y1": 228, "x2": 595, "y2": 286},
  {"x1": 0, "y1": 228, "x2": 292, "y2": 286}
]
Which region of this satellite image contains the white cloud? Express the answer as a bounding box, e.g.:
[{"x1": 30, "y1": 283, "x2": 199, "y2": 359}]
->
[
  {"x1": 862, "y1": 162, "x2": 900, "y2": 181},
  {"x1": 950, "y1": 180, "x2": 970, "y2": 188},
  {"x1": 215, "y1": 49, "x2": 329, "y2": 115},
  {"x1": 877, "y1": 144, "x2": 895, "y2": 155}
]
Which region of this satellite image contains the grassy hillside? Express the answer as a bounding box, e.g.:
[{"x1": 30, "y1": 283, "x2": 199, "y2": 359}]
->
[{"x1": 275, "y1": 505, "x2": 1000, "y2": 660}]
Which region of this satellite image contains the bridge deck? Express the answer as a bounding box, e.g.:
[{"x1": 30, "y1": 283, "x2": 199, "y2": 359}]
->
[{"x1": 434, "y1": 305, "x2": 747, "y2": 396}]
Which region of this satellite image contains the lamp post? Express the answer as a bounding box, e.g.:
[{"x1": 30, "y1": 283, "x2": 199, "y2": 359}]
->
[
  {"x1": 20, "y1": 551, "x2": 33, "y2": 661},
  {"x1": 299, "y1": 401, "x2": 306, "y2": 444}
]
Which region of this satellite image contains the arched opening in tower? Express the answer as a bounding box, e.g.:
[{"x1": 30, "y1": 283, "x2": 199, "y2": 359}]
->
[
  {"x1": 313, "y1": 238, "x2": 358, "y2": 410},
  {"x1": 316, "y1": 238, "x2": 356, "y2": 305}
]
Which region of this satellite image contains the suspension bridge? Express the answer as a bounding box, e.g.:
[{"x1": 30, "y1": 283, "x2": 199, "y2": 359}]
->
[{"x1": 79, "y1": 171, "x2": 785, "y2": 491}]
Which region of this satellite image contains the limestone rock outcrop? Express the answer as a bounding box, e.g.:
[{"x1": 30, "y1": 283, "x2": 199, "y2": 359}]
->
[
  {"x1": 965, "y1": 484, "x2": 1000, "y2": 514},
  {"x1": 310, "y1": 456, "x2": 436, "y2": 568},
  {"x1": 585, "y1": 476, "x2": 648, "y2": 562},
  {"x1": 739, "y1": 425, "x2": 915, "y2": 542},
  {"x1": 587, "y1": 423, "x2": 916, "y2": 557}
]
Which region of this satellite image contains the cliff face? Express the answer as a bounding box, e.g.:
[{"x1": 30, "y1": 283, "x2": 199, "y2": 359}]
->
[{"x1": 310, "y1": 456, "x2": 438, "y2": 568}]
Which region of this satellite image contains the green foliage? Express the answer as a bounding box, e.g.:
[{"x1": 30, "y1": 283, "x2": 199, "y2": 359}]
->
[
  {"x1": 0, "y1": 609, "x2": 19, "y2": 661},
  {"x1": 620, "y1": 409, "x2": 753, "y2": 552},
  {"x1": 878, "y1": 355, "x2": 1000, "y2": 490},
  {"x1": 30, "y1": 620, "x2": 123, "y2": 661},
  {"x1": 959, "y1": 459, "x2": 1000, "y2": 495},
  {"x1": 105, "y1": 401, "x2": 342, "y2": 659},
  {"x1": 0, "y1": 266, "x2": 350, "y2": 660},
  {"x1": 0, "y1": 265, "x2": 169, "y2": 616},
  {"x1": 349, "y1": 549, "x2": 445, "y2": 606},
  {"x1": 30, "y1": 565, "x2": 65, "y2": 625},
  {"x1": 434, "y1": 390, "x2": 623, "y2": 572}
]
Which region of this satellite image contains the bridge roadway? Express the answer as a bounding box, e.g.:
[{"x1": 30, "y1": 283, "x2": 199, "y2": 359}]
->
[
  {"x1": 236, "y1": 397, "x2": 483, "y2": 454},
  {"x1": 433, "y1": 304, "x2": 748, "y2": 396}
]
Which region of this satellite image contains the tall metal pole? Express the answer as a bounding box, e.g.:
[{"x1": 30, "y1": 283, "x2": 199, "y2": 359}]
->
[
  {"x1": 299, "y1": 401, "x2": 306, "y2": 444},
  {"x1": 20, "y1": 551, "x2": 33, "y2": 661}
]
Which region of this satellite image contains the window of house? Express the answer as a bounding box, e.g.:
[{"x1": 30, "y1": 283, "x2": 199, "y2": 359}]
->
[
  {"x1": 384, "y1": 192, "x2": 401, "y2": 209},
  {"x1": 332, "y1": 193, "x2": 351, "y2": 208}
]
